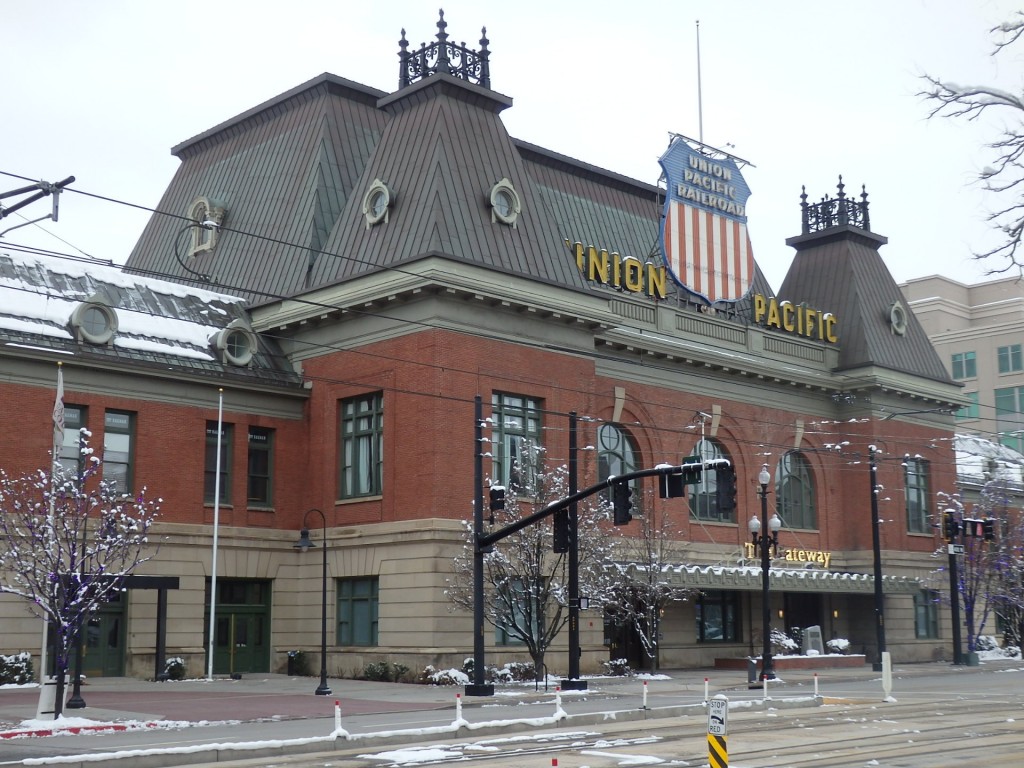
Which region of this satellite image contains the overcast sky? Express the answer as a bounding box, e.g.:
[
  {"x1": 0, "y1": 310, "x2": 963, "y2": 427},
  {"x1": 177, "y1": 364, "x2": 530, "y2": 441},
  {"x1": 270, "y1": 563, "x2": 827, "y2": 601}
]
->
[{"x1": 3, "y1": 0, "x2": 1021, "y2": 294}]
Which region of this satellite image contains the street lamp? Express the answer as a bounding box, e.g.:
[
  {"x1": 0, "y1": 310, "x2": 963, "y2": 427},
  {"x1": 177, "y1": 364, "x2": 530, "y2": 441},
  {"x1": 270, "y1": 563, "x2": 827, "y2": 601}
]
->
[
  {"x1": 295, "y1": 508, "x2": 332, "y2": 696},
  {"x1": 749, "y1": 464, "x2": 782, "y2": 682}
]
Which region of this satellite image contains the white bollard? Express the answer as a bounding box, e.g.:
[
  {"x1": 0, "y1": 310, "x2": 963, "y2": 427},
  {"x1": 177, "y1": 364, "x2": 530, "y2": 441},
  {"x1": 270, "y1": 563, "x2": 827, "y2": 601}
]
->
[
  {"x1": 456, "y1": 692, "x2": 462, "y2": 722},
  {"x1": 763, "y1": 675, "x2": 769, "y2": 703},
  {"x1": 814, "y1": 672, "x2": 819, "y2": 698},
  {"x1": 333, "y1": 699, "x2": 349, "y2": 737},
  {"x1": 704, "y1": 676, "x2": 709, "y2": 704},
  {"x1": 554, "y1": 686, "x2": 562, "y2": 715},
  {"x1": 642, "y1": 679, "x2": 648, "y2": 709}
]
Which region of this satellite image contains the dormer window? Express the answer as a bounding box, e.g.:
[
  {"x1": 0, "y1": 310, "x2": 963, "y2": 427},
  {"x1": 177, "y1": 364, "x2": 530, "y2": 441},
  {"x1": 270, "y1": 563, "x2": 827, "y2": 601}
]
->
[
  {"x1": 70, "y1": 292, "x2": 118, "y2": 346},
  {"x1": 489, "y1": 178, "x2": 520, "y2": 227},
  {"x1": 210, "y1": 319, "x2": 257, "y2": 367},
  {"x1": 362, "y1": 179, "x2": 392, "y2": 228},
  {"x1": 188, "y1": 196, "x2": 226, "y2": 256}
]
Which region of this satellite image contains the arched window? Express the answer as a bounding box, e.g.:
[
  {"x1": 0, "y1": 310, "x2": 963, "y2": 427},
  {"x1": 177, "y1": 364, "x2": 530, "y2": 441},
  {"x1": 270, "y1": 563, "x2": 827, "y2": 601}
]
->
[
  {"x1": 688, "y1": 439, "x2": 733, "y2": 522},
  {"x1": 598, "y1": 423, "x2": 638, "y2": 500},
  {"x1": 776, "y1": 451, "x2": 816, "y2": 529}
]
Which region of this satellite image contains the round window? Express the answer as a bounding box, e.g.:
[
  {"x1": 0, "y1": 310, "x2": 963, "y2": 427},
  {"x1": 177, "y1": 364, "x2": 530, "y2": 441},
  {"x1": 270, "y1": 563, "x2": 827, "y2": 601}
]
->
[
  {"x1": 369, "y1": 189, "x2": 388, "y2": 219},
  {"x1": 82, "y1": 306, "x2": 111, "y2": 338},
  {"x1": 489, "y1": 178, "x2": 520, "y2": 226},
  {"x1": 363, "y1": 180, "x2": 391, "y2": 227},
  {"x1": 493, "y1": 189, "x2": 514, "y2": 219}
]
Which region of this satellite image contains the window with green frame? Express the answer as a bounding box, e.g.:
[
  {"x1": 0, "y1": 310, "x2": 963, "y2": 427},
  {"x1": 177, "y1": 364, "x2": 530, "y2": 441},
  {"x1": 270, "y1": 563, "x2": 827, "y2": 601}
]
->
[
  {"x1": 494, "y1": 577, "x2": 540, "y2": 645},
  {"x1": 695, "y1": 591, "x2": 740, "y2": 642},
  {"x1": 998, "y1": 344, "x2": 1023, "y2": 374},
  {"x1": 776, "y1": 451, "x2": 816, "y2": 530},
  {"x1": 491, "y1": 392, "x2": 542, "y2": 490},
  {"x1": 247, "y1": 426, "x2": 273, "y2": 506},
  {"x1": 59, "y1": 405, "x2": 87, "y2": 479},
  {"x1": 995, "y1": 386, "x2": 1024, "y2": 452},
  {"x1": 951, "y1": 351, "x2": 976, "y2": 380},
  {"x1": 905, "y1": 457, "x2": 931, "y2": 533},
  {"x1": 103, "y1": 410, "x2": 135, "y2": 495},
  {"x1": 204, "y1": 421, "x2": 232, "y2": 504},
  {"x1": 336, "y1": 577, "x2": 378, "y2": 646},
  {"x1": 340, "y1": 393, "x2": 383, "y2": 498},
  {"x1": 955, "y1": 392, "x2": 979, "y2": 420},
  {"x1": 688, "y1": 438, "x2": 733, "y2": 522},
  {"x1": 597, "y1": 423, "x2": 638, "y2": 502},
  {"x1": 914, "y1": 590, "x2": 939, "y2": 638}
]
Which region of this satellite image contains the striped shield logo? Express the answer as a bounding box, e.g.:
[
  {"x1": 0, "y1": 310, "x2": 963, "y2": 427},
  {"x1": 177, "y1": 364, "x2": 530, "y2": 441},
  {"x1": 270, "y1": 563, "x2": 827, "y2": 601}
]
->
[{"x1": 659, "y1": 137, "x2": 755, "y2": 304}]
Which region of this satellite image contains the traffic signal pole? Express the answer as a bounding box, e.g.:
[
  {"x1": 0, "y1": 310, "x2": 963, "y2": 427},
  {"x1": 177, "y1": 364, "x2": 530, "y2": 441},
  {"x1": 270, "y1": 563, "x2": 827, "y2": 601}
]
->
[
  {"x1": 466, "y1": 434, "x2": 730, "y2": 697},
  {"x1": 563, "y1": 412, "x2": 586, "y2": 690}
]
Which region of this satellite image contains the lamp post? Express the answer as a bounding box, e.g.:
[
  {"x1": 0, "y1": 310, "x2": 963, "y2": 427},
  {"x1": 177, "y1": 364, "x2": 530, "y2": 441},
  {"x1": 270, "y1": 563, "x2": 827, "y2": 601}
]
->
[
  {"x1": 749, "y1": 464, "x2": 781, "y2": 682},
  {"x1": 295, "y1": 508, "x2": 331, "y2": 696}
]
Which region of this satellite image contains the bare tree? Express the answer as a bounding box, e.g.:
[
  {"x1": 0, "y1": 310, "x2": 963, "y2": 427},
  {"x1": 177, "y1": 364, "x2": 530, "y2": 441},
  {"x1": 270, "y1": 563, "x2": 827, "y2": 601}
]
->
[
  {"x1": 920, "y1": 13, "x2": 1024, "y2": 272},
  {"x1": 0, "y1": 433, "x2": 161, "y2": 717},
  {"x1": 604, "y1": 494, "x2": 693, "y2": 672},
  {"x1": 447, "y1": 447, "x2": 615, "y2": 681},
  {"x1": 933, "y1": 490, "x2": 1002, "y2": 654}
]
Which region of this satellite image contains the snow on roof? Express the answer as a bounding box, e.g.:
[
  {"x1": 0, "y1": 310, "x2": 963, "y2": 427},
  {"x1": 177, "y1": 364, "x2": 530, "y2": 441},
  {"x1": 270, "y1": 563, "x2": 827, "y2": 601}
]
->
[
  {"x1": 0, "y1": 251, "x2": 245, "y2": 361},
  {"x1": 955, "y1": 433, "x2": 1024, "y2": 484}
]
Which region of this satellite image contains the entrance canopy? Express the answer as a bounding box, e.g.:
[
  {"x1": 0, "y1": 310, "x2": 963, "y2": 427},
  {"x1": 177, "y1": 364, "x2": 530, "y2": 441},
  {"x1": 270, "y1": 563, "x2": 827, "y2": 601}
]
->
[{"x1": 619, "y1": 564, "x2": 920, "y2": 595}]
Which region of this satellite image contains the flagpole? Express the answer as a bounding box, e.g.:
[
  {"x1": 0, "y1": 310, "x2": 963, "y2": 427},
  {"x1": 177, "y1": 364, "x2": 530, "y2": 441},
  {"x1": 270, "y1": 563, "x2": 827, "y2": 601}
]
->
[
  {"x1": 38, "y1": 362, "x2": 64, "y2": 712},
  {"x1": 206, "y1": 388, "x2": 224, "y2": 681}
]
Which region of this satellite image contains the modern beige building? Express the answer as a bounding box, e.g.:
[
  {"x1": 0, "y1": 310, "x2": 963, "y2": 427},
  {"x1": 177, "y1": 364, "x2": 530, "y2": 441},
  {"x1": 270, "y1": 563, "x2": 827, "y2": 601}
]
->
[{"x1": 900, "y1": 275, "x2": 1024, "y2": 450}]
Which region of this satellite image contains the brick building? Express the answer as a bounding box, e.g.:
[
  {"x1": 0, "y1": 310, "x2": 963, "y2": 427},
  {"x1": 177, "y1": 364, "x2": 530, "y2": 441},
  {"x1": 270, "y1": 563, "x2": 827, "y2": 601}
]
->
[{"x1": 0, "y1": 13, "x2": 966, "y2": 679}]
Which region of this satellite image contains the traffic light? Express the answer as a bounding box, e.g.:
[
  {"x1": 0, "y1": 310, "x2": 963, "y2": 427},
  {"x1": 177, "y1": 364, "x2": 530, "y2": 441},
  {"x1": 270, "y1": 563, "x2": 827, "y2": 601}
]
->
[
  {"x1": 612, "y1": 482, "x2": 633, "y2": 525},
  {"x1": 964, "y1": 518, "x2": 985, "y2": 538},
  {"x1": 553, "y1": 509, "x2": 569, "y2": 553},
  {"x1": 983, "y1": 519, "x2": 995, "y2": 541},
  {"x1": 659, "y1": 473, "x2": 685, "y2": 498},
  {"x1": 489, "y1": 486, "x2": 505, "y2": 511},
  {"x1": 488, "y1": 485, "x2": 505, "y2": 524},
  {"x1": 680, "y1": 457, "x2": 703, "y2": 485},
  {"x1": 715, "y1": 466, "x2": 737, "y2": 514},
  {"x1": 943, "y1": 513, "x2": 960, "y2": 541}
]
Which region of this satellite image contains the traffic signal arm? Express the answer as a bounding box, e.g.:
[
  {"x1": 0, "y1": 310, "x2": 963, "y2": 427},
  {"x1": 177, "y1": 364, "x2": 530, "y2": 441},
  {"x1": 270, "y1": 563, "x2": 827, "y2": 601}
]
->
[{"x1": 476, "y1": 459, "x2": 731, "y2": 550}]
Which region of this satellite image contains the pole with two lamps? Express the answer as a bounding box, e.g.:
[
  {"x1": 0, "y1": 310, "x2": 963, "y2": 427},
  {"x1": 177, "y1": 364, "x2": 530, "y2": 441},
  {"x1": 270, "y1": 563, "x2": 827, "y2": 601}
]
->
[
  {"x1": 748, "y1": 463, "x2": 782, "y2": 682},
  {"x1": 294, "y1": 508, "x2": 332, "y2": 696}
]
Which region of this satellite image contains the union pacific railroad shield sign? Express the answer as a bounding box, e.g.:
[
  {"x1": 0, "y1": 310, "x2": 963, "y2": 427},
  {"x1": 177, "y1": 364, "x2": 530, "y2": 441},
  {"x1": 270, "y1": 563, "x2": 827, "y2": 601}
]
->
[{"x1": 659, "y1": 136, "x2": 755, "y2": 304}]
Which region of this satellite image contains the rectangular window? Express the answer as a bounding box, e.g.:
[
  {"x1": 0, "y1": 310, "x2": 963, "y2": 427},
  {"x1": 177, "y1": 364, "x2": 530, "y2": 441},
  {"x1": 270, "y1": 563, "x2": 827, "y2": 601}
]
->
[
  {"x1": 998, "y1": 344, "x2": 1023, "y2": 374},
  {"x1": 103, "y1": 410, "x2": 135, "y2": 495},
  {"x1": 58, "y1": 405, "x2": 87, "y2": 478},
  {"x1": 995, "y1": 386, "x2": 1024, "y2": 452},
  {"x1": 204, "y1": 422, "x2": 233, "y2": 504},
  {"x1": 340, "y1": 393, "x2": 384, "y2": 498},
  {"x1": 336, "y1": 577, "x2": 378, "y2": 646},
  {"x1": 491, "y1": 392, "x2": 543, "y2": 489},
  {"x1": 951, "y1": 351, "x2": 976, "y2": 380},
  {"x1": 696, "y1": 591, "x2": 740, "y2": 642},
  {"x1": 955, "y1": 392, "x2": 979, "y2": 420},
  {"x1": 914, "y1": 590, "x2": 939, "y2": 639},
  {"x1": 247, "y1": 426, "x2": 274, "y2": 506},
  {"x1": 494, "y1": 577, "x2": 540, "y2": 646},
  {"x1": 905, "y1": 458, "x2": 931, "y2": 534}
]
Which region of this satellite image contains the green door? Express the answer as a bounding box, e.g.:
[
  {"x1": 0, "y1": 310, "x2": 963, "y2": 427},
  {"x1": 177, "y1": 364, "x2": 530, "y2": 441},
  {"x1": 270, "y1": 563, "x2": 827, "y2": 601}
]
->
[
  {"x1": 82, "y1": 593, "x2": 126, "y2": 677},
  {"x1": 205, "y1": 580, "x2": 271, "y2": 674}
]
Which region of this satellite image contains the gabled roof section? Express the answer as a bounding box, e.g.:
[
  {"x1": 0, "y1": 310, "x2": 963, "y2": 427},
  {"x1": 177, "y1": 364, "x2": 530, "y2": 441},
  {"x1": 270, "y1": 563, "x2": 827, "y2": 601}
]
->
[
  {"x1": 124, "y1": 74, "x2": 388, "y2": 304},
  {"x1": 307, "y1": 73, "x2": 594, "y2": 292},
  {"x1": 0, "y1": 252, "x2": 300, "y2": 387},
  {"x1": 778, "y1": 181, "x2": 951, "y2": 383}
]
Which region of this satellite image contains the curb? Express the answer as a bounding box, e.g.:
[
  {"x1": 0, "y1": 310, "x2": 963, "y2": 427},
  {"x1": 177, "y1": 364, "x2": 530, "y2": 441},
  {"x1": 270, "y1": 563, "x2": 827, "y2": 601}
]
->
[{"x1": 0, "y1": 721, "x2": 162, "y2": 740}]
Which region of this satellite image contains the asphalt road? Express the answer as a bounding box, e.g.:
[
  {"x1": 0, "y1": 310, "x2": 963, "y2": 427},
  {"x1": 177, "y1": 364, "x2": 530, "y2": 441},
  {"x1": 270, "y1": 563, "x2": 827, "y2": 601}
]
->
[{"x1": 1, "y1": 661, "x2": 1022, "y2": 767}]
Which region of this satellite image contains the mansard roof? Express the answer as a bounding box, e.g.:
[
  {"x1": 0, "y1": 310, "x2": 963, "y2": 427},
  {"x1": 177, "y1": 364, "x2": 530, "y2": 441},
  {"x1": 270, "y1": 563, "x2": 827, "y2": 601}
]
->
[
  {"x1": 0, "y1": 252, "x2": 300, "y2": 388},
  {"x1": 779, "y1": 183, "x2": 953, "y2": 384},
  {"x1": 122, "y1": 50, "x2": 668, "y2": 306}
]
